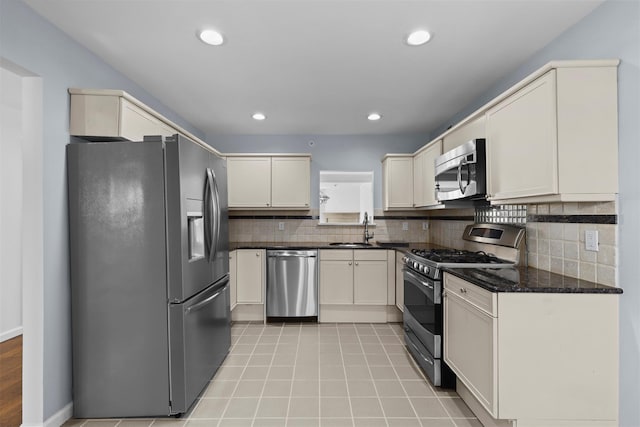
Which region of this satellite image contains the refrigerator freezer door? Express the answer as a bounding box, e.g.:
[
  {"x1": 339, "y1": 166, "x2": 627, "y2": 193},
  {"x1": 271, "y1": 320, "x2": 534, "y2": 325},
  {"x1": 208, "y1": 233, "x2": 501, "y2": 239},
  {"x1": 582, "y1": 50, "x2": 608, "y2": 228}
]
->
[
  {"x1": 169, "y1": 275, "x2": 231, "y2": 413},
  {"x1": 67, "y1": 141, "x2": 171, "y2": 417}
]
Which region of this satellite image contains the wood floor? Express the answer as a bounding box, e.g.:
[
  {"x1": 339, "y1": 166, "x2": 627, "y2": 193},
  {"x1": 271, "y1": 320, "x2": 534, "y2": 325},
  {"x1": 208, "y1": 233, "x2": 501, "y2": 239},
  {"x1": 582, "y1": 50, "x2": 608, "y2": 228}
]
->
[{"x1": 0, "y1": 335, "x2": 22, "y2": 427}]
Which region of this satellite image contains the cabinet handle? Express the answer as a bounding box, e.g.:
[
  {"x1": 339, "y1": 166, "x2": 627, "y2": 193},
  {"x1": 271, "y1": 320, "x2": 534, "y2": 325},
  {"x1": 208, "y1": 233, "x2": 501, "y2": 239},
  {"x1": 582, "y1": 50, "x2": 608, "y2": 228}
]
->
[
  {"x1": 348, "y1": 262, "x2": 352, "y2": 266},
  {"x1": 355, "y1": 262, "x2": 359, "y2": 266},
  {"x1": 266, "y1": 203, "x2": 270, "y2": 206},
  {"x1": 256, "y1": 252, "x2": 260, "y2": 257},
  {"x1": 460, "y1": 287, "x2": 467, "y2": 294}
]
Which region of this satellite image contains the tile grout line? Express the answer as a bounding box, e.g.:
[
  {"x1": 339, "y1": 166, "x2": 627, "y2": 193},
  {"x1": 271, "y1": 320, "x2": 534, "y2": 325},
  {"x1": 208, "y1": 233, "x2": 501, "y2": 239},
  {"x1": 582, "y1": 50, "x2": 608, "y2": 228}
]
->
[
  {"x1": 337, "y1": 323, "x2": 356, "y2": 426},
  {"x1": 214, "y1": 321, "x2": 260, "y2": 426},
  {"x1": 361, "y1": 325, "x2": 391, "y2": 427},
  {"x1": 283, "y1": 322, "x2": 301, "y2": 427}
]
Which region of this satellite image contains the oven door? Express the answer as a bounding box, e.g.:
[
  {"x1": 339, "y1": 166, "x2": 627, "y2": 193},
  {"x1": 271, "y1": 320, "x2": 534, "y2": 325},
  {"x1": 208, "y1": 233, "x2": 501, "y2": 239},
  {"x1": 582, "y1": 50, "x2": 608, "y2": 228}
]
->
[{"x1": 403, "y1": 268, "x2": 442, "y2": 358}]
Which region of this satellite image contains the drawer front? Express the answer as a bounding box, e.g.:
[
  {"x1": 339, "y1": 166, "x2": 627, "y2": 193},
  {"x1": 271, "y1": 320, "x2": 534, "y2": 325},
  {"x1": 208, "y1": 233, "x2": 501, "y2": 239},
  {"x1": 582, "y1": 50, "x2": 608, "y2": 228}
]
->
[
  {"x1": 444, "y1": 273, "x2": 496, "y2": 316},
  {"x1": 354, "y1": 249, "x2": 388, "y2": 261},
  {"x1": 320, "y1": 249, "x2": 353, "y2": 261}
]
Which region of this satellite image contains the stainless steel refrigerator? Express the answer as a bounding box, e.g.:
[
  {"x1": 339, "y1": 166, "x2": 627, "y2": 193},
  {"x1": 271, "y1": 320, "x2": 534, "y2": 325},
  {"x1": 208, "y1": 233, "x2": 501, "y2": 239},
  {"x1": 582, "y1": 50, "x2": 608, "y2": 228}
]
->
[{"x1": 67, "y1": 134, "x2": 230, "y2": 417}]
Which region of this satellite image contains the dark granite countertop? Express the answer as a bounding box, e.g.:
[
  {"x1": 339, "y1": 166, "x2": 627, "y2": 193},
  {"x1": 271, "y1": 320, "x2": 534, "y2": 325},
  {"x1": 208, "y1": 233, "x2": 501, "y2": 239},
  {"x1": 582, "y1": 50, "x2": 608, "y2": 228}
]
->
[
  {"x1": 444, "y1": 266, "x2": 623, "y2": 294},
  {"x1": 229, "y1": 241, "x2": 447, "y2": 252}
]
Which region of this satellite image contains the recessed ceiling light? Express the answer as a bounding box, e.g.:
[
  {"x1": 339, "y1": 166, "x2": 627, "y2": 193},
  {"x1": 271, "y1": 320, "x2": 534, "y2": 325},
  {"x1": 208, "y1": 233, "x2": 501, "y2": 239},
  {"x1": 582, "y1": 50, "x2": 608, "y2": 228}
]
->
[
  {"x1": 198, "y1": 29, "x2": 224, "y2": 46},
  {"x1": 368, "y1": 113, "x2": 382, "y2": 121},
  {"x1": 252, "y1": 112, "x2": 266, "y2": 121},
  {"x1": 406, "y1": 30, "x2": 431, "y2": 46}
]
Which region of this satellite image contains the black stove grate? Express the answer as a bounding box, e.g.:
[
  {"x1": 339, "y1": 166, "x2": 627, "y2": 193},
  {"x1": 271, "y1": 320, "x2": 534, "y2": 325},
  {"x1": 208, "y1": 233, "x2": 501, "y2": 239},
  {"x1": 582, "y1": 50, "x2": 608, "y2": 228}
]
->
[{"x1": 410, "y1": 248, "x2": 504, "y2": 264}]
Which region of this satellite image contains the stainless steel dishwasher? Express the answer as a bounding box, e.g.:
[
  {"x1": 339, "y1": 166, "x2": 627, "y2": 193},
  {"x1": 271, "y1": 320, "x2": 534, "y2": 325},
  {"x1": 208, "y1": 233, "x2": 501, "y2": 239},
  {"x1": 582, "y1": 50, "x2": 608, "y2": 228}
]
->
[{"x1": 266, "y1": 249, "x2": 318, "y2": 319}]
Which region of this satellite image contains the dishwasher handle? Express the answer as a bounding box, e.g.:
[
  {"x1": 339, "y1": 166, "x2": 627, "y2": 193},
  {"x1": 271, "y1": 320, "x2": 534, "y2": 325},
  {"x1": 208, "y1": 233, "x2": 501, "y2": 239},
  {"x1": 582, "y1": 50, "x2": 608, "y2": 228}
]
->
[{"x1": 267, "y1": 250, "x2": 318, "y2": 258}]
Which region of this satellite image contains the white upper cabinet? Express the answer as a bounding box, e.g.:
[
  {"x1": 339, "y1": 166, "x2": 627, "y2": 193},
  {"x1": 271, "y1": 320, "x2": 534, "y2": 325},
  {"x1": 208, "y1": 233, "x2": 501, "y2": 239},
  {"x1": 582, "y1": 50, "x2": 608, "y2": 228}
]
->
[
  {"x1": 227, "y1": 157, "x2": 272, "y2": 208},
  {"x1": 70, "y1": 93, "x2": 175, "y2": 141},
  {"x1": 413, "y1": 140, "x2": 442, "y2": 208},
  {"x1": 442, "y1": 115, "x2": 485, "y2": 153},
  {"x1": 227, "y1": 154, "x2": 311, "y2": 209},
  {"x1": 382, "y1": 155, "x2": 413, "y2": 210},
  {"x1": 271, "y1": 156, "x2": 311, "y2": 208},
  {"x1": 486, "y1": 65, "x2": 618, "y2": 203}
]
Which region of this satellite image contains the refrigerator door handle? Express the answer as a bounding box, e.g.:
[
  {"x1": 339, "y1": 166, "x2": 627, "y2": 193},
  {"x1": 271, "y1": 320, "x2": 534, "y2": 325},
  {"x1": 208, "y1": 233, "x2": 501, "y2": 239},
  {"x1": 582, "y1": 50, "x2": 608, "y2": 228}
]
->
[
  {"x1": 205, "y1": 168, "x2": 217, "y2": 262},
  {"x1": 211, "y1": 168, "x2": 221, "y2": 261},
  {"x1": 186, "y1": 289, "x2": 223, "y2": 314}
]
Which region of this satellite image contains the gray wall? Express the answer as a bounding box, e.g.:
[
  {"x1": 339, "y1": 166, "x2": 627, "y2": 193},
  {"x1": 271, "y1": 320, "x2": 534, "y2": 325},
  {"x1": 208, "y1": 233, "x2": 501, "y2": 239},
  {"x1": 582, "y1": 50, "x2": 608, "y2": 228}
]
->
[
  {"x1": 0, "y1": 0, "x2": 206, "y2": 419},
  {"x1": 429, "y1": 2, "x2": 640, "y2": 426},
  {"x1": 208, "y1": 134, "x2": 428, "y2": 209}
]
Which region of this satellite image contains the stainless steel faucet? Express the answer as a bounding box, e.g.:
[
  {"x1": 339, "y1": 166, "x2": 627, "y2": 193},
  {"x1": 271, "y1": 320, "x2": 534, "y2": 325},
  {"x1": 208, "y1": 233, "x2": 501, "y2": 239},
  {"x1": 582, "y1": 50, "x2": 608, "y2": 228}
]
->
[{"x1": 363, "y1": 212, "x2": 374, "y2": 244}]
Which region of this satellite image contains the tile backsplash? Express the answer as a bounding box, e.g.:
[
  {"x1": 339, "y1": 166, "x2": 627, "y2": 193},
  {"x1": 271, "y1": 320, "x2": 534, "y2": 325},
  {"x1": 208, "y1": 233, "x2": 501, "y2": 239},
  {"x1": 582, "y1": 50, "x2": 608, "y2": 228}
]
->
[
  {"x1": 525, "y1": 202, "x2": 617, "y2": 286},
  {"x1": 229, "y1": 209, "x2": 430, "y2": 244},
  {"x1": 229, "y1": 201, "x2": 618, "y2": 286}
]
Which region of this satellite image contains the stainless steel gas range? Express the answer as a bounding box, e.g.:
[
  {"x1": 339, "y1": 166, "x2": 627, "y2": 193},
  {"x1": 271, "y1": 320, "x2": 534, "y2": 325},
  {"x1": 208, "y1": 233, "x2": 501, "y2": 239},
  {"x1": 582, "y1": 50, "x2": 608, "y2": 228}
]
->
[{"x1": 402, "y1": 223, "x2": 525, "y2": 388}]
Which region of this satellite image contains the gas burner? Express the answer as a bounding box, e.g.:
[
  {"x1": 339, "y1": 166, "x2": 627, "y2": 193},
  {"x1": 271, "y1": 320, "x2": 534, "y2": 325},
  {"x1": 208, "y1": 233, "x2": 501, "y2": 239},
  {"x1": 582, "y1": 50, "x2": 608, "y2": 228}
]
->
[{"x1": 410, "y1": 248, "x2": 503, "y2": 264}]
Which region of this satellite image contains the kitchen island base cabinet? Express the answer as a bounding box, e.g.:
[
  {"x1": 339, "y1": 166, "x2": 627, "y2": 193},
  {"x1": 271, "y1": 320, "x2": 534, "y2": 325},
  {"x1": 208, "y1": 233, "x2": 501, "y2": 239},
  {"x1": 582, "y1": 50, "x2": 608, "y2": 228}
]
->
[{"x1": 444, "y1": 273, "x2": 619, "y2": 427}]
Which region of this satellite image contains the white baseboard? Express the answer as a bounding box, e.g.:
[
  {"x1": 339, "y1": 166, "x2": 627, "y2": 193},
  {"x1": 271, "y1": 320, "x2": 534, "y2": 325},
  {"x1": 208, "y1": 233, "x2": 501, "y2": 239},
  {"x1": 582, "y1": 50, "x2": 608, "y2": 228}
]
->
[
  {"x1": 0, "y1": 326, "x2": 23, "y2": 342},
  {"x1": 35, "y1": 402, "x2": 73, "y2": 427}
]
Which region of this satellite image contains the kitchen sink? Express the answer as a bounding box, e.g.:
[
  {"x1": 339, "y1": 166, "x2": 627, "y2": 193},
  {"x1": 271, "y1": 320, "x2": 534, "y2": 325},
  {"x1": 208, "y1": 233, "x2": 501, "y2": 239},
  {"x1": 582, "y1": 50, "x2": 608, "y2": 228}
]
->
[{"x1": 329, "y1": 242, "x2": 373, "y2": 247}]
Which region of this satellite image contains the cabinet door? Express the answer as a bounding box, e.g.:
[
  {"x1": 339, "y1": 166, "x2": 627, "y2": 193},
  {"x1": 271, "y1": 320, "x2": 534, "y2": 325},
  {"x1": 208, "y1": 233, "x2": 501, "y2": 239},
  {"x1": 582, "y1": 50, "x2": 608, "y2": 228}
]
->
[
  {"x1": 120, "y1": 98, "x2": 174, "y2": 141},
  {"x1": 414, "y1": 140, "x2": 442, "y2": 207},
  {"x1": 229, "y1": 251, "x2": 237, "y2": 310},
  {"x1": 319, "y1": 256, "x2": 354, "y2": 304},
  {"x1": 444, "y1": 291, "x2": 497, "y2": 416},
  {"x1": 383, "y1": 156, "x2": 413, "y2": 209},
  {"x1": 353, "y1": 260, "x2": 387, "y2": 305},
  {"x1": 395, "y1": 252, "x2": 404, "y2": 312},
  {"x1": 236, "y1": 250, "x2": 264, "y2": 304},
  {"x1": 271, "y1": 157, "x2": 310, "y2": 208},
  {"x1": 227, "y1": 157, "x2": 272, "y2": 208},
  {"x1": 486, "y1": 70, "x2": 558, "y2": 200}
]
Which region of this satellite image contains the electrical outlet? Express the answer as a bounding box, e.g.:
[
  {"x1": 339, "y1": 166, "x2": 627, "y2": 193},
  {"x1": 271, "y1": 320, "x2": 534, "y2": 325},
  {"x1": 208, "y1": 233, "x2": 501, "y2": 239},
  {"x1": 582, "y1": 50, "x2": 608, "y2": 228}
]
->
[
  {"x1": 402, "y1": 222, "x2": 409, "y2": 231},
  {"x1": 278, "y1": 222, "x2": 285, "y2": 231},
  {"x1": 585, "y1": 230, "x2": 599, "y2": 251},
  {"x1": 422, "y1": 221, "x2": 429, "y2": 230}
]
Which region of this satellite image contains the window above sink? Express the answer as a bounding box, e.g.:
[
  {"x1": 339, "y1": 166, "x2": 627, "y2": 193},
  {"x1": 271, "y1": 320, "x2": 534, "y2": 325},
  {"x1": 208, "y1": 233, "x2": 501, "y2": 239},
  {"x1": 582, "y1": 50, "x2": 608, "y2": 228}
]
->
[{"x1": 319, "y1": 171, "x2": 374, "y2": 226}]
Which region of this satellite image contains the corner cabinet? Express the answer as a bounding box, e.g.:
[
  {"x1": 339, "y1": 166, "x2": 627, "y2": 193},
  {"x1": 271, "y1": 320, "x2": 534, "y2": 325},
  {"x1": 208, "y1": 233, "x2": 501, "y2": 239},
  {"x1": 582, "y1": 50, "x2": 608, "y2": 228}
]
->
[
  {"x1": 382, "y1": 155, "x2": 413, "y2": 210},
  {"x1": 443, "y1": 273, "x2": 619, "y2": 427},
  {"x1": 227, "y1": 154, "x2": 311, "y2": 209},
  {"x1": 413, "y1": 140, "x2": 442, "y2": 208},
  {"x1": 486, "y1": 64, "x2": 618, "y2": 203}
]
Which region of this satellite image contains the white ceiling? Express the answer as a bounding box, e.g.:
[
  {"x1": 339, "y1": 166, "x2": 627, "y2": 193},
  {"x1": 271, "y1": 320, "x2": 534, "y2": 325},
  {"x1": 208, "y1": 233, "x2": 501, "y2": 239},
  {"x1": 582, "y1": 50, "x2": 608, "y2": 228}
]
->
[{"x1": 24, "y1": 0, "x2": 604, "y2": 136}]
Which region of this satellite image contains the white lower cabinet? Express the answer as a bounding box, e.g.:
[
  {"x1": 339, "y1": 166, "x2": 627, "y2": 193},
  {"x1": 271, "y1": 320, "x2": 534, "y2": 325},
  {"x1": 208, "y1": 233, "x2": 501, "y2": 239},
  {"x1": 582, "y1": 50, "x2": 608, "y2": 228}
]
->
[
  {"x1": 443, "y1": 273, "x2": 620, "y2": 427},
  {"x1": 319, "y1": 249, "x2": 392, "y2": 322},
  {"x1": 395, "y1": 251, "x2": 404, "y2": 312},
  {"x1": 232, "y1": 249, "x2": 265, "y2": 321},
  {"x1": 229, "y1": 250, "x2": 237, "y2": 311}
]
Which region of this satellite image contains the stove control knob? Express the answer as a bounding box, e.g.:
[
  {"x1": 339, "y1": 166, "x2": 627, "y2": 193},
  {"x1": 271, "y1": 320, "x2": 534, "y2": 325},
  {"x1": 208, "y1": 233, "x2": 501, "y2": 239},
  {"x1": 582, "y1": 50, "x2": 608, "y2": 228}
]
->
[{"x1": 412, "y1": 261, "x2": 419, "y2": 270}]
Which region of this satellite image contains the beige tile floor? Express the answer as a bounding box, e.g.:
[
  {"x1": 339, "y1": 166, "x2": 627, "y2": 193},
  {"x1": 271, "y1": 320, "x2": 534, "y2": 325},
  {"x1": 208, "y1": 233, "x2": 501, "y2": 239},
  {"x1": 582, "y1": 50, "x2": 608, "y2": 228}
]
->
[{"x1": 64, "y1": 322, "x2": 480, "y2": 427}]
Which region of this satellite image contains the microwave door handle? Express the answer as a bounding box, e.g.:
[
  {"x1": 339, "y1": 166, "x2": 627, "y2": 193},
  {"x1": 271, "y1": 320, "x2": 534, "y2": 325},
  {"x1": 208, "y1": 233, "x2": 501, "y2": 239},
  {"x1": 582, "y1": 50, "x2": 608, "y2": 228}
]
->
[{"x1": 457, "y1": 159, "x2": 469, "y2": 195}]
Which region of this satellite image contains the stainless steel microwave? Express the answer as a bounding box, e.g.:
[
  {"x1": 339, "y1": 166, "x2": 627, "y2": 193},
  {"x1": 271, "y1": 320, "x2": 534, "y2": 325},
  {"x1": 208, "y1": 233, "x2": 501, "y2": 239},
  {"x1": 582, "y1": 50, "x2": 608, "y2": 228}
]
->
[{"x1": 434, "y1": 139, "x2": 486, "y2": 201}]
